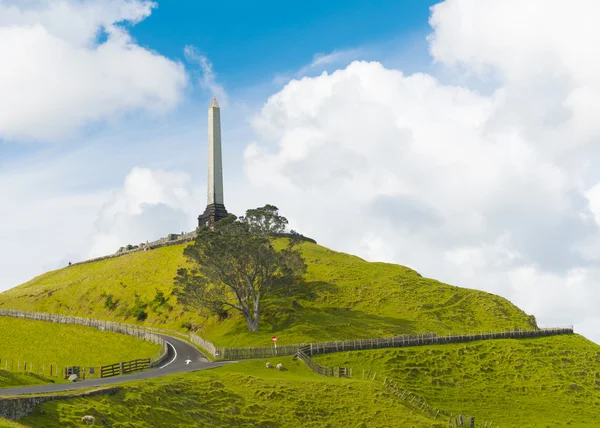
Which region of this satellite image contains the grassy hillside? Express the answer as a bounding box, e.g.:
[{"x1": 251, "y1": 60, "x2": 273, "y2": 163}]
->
[
  {"x1": 20, "y1": 359, "x2": 438, "y2": 428},
  {"x1": 0, "y1": 317, "x2": 161, "y2": 384},
  {"x1": 0, "y1": 418, "x2": 27, "y2": 428},
  {"x1": 316, "y1": 334, "x2": 600, "y2": 427},
  {"x1": 0, "y1": 371, "x2": 61, "y2": 389},
  {"x1": 0, "y1": 240, "x2": 536, "y2": 347}
]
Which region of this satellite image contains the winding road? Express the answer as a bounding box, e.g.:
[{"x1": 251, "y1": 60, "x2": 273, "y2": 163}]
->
[{"x1": 0, "y1": 334, "x2": 231, "y2": 396}]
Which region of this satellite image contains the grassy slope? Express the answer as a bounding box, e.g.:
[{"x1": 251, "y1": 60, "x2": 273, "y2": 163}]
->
[
  {"x1": 0, "y1": 240, "x2": 535, "y2": 348},
  {"x1": 316, "y1": 334, "x2": 600, "y2": 427},
  {"x1": 0, "y1": 371, "x2": 62, "y2": 389},
  {"x1": 20, "y1": 359, "x2": 438, "y2": 428},
  {"x1": 0, "y1": 317, "x2": 161, "y2": 382},
  {"x1": 0, "y1": 419, "x2": 27, "y2": 428}
]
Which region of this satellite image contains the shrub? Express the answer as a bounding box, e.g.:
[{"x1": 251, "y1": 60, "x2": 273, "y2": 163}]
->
[
  {"x1": 130, "y1": 296, "x2": 148, "y2": 321},
  {"x1": 104, "y1": 294, "x2": 118, "y2": 311}
]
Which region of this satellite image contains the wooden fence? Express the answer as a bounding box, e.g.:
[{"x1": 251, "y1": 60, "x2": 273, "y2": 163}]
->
[
  {"x1": 0, "y1": 309, "x2": 169, "y2": 377},
  {"x1": 189, "y1": 332, "x2": 217, "y2": 357},
  {"x1": 100, "y1": 358, "x2": 151, "y2": 378},
  {"x1": 367, "y1": 371, "x2": 491, "y2": 426},
  {"x1": 294, "y1": 346, "x2": 351, "y2": 378},
  {"x1": 217, "y1": 327, "x2": 573, "y2": 360}
]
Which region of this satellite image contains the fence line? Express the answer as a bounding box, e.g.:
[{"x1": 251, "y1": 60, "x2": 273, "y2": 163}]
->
[
  {"x1": 0, "y1": 309, "x2": 574, "y2": 366},
  {"x1": 293, "y1": 346, "x2": 351, "y2": 378},
  {"x1": 189, "y1": 332, "x2": 217, "y2": 357},
  {"x1": 0, "y1": 309, "x2": 169, "y2": 378},
  {"x1": 364, "y1": 369, "x2": 495, "y2": 426},
  {"x1": 219, "y1": 327, "x2": 573, "y2": 360}
]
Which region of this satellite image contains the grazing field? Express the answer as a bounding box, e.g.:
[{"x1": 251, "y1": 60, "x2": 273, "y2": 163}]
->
[
  {"x1": 20, "y1": 358, "x2": 439, "y2": 427},
  {"x1": 0, "y1": 240, "x2": 536, "y2": 348},
  {"x1": 316, "y1": 334, "x2": 600, "y2": 427},
  {"x1": 0, "y1": 370, "x2": 61, "y2": 389},
  {"x1": 0, "y1": 316, "x2": 161, "y2": 382},
  {"x1": 0, "y1": 418, "x2": 27, "y2": 428}
]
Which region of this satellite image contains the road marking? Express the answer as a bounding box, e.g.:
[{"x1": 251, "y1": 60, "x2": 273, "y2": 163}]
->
[{"x1": 159, "y1": 341, "x2": 177, "y2": 369}]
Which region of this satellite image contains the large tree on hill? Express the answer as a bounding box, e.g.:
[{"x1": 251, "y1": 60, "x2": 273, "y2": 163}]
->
[
  {"x1": 239, "y1": 204, "x2": 289, "y2": 235},
  {"x1": 173, "y1": 209, "x2": 306, "y2": 332}
]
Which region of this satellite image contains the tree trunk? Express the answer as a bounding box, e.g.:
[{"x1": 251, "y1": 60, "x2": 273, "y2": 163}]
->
[
  {"x1": 245, "y1": 297, "x2": 261, "y2": 331},
  {"x1": 246, "y1": 314, "x2": 259, "y2": 331}
]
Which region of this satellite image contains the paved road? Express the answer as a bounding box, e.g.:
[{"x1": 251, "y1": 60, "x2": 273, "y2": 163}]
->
[{"x1": 0, "y1": 334, "x2": 231, "y2": 396}]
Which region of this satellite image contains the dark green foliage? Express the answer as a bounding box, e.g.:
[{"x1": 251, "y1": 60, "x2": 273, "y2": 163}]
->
[
  {"x1": 174, "y1": 210, "x2": 306, "y2": 332},
  {"x1": 239, "y1": 204, "x2": 289, "y2": 235},
  {"x1": 150, "y1": 289, "x2": 171, "y2": 313},
  {"x1": 103, "y1": 293, "x2": 117, "y2": 311},
  {"x1": 130, "y1": 296, "x2": 148, "y2": 321}
]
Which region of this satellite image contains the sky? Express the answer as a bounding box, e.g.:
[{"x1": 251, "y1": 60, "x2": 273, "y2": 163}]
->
[{"x1": 1, "y1": 0, "x2": 600, "y2": 343}]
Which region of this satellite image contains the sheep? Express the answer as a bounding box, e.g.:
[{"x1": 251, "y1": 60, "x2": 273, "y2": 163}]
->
[
  {"x1": 276, "y1": 363, "x2": 283, "y2": 371},
  {"x1": 81, "y1": 415, "x2": 95, "y2": 425},
  {"x1": 266, "y1": 362, "x2": 272, "y2": 368}
]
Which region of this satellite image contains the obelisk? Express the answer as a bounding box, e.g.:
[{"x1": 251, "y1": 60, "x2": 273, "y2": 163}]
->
[{"x1": 198, "y1": 96, "x2": 228, "y2": 228}]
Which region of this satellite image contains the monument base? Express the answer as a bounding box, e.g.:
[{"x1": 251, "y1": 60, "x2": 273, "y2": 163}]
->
[{"x1": 198, "y1": 203, "x2": 229, "y2": 228}]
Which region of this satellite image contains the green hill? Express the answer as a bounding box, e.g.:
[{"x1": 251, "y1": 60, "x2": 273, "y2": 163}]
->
[
  {"x1": 316, "y1": 334, "x2": 600, "y2": 427},
  {"x1": 19, "y1": 359, "x2": 438, "y2": 428},
  {"x1": 0, "y1": 239, "x2": 597, "y2": 426},
  {"x1": 0, "y1": 240, "x2": 535, "y2": 348},
  {"x1": 0, "y1": 317, "x2": 161, "y2": 388}
]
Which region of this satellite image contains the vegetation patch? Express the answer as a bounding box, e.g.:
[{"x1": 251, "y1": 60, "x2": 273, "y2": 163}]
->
[
  {"x1": 0, "y1": 418, "x2": 27, "y2": 428},
  {"x1": 0, "y1": 240, "x2": 535, "y2": 348},
  {"x1": 0, "y1": 317, "x2": 161, "y2": 378},
  {"x1": 316, "y1": 334, "x2": 600, "y2": 427},
  {"x1": 0, "y1": 370, "x2": 61, "y2": 389},
  {"x1": 21, "y1": 359, "x2": 439, "y2": 427}
]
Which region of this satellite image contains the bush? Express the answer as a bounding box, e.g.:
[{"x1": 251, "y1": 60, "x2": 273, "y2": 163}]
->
[
  {"x1": 104, "y1": 294, "x2": 118, "y2": 311},
  {"x1": 151, "y1": 289, "x2": 171, "y2": 312},
  {"x1": 130, "y1": 296, "x2": 148, "y2": 321}
]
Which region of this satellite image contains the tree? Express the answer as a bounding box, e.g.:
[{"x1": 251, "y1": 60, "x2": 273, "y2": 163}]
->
[
  {"x1": 239, "y1": 204, "x2": 288, "y2": 235},
  {"x1": 173, "y1": 212, "x2": 306, "y2": 332}
]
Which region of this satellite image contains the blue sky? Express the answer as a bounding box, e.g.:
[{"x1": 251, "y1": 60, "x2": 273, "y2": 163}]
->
[
  {"x1": 129, "y1": 0, "x2": 439, "y2": 90},
  {"x1": 1, "y1": 0, "x2": 600, "y2": 344}
]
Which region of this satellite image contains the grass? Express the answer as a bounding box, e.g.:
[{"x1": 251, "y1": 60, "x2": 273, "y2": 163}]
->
[
  {"x1": 0, "y1": 418, "x2": 27, "y2": 428},
  {"x1": 0, "y1": 316, "x2": 161, "y2": 387},
  {"x1": 0, "y1": 240, "x2": 536, "y2": 348},
  {"x1": 20, "y1": 358, "x2": 440, "y2": 428},
  {"x1": 315, "y1": 334, "x2": 600, "y2": 427},
  {"x1": 0, "y1": 371, "x2": 62, "y2": 389}
]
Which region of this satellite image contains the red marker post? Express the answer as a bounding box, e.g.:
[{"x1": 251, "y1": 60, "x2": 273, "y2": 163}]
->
[{"x1": 272, "y1": 336, "x2": 278, "y2": 355}]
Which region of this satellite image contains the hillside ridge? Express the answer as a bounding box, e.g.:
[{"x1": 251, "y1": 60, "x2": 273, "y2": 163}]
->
[{"x1": 0, "y1": 239, "x2": 537, "y2": 349}]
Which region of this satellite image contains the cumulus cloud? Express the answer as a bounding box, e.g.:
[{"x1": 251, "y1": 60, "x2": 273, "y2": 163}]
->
[
  {"x1": 88, "y1": 167, "x2": 201, "y2": 257},
  {"x1": 0, "y1": 0, "x2": 188, "y2": 142},
  {"x1": 245, "y1": 0, "x2": 600, "y2": 342}
]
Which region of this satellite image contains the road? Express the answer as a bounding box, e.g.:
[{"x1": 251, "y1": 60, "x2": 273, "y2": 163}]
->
[{"x1": 0, "y1": 334, "x2": 231, "y2": 396}]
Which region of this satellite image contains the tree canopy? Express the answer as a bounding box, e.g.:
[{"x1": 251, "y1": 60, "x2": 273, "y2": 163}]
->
[
  {"x1": 239, "y1": 204, "x2": 289, "y2": 235},
  {"x1": 174, "y1": 208, "x2": 305, "y2": 332}
]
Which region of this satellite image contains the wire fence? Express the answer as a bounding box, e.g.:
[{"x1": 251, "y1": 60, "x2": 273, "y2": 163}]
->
[
  {"x1": 217, "y1": 326, "x2": 573, "y2": 360},
  {"x1": 0, "y1": 309, "x2": 169, "y2": 378}
]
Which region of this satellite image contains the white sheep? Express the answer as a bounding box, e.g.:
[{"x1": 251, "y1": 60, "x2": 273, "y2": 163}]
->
[
  {"x1": 81, "y1": 415, "x2": 95, "y2": 425},
  {"x1": 276, "y1": 363, "x2": 283, "y2": 371},
  {"x1": 266, "y1": 362, "x2": 272, "y2": 368}
]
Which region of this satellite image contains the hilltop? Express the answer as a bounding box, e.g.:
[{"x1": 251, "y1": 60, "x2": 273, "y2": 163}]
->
[
  {"x1": 1, "y1": 238, "x2": 598, "y2": 426},
  {"x1": 0, "y1": 239, "x2": 535, "y2": 348}
]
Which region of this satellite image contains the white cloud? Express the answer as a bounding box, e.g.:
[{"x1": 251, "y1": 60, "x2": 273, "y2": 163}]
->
[
  {"x1": 0, "y1": 0, "x2": 187, "y2": 142},
  {"x1": 184, "y1": 45, "x2": 228, "y2": 106},
  {"x1": 272, "y1": 48, "x2": 364, "y2": 86},
  {"x1": 244, "y1": 0, "x2": 600, "y2": 343},
  {"x1": 88, "y1": 167, "x2": 200, "y2": 257}
]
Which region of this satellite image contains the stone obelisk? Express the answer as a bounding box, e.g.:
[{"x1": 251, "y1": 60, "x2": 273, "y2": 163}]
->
[{"x1": 198, "y1": 96, "x2": 228, "y2": 228}]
